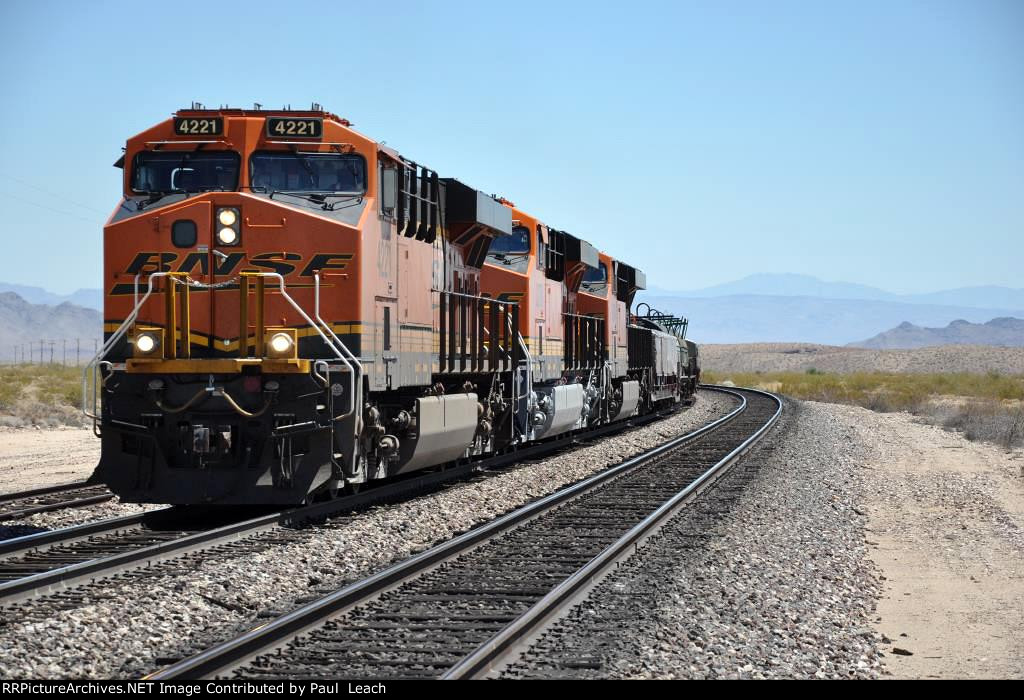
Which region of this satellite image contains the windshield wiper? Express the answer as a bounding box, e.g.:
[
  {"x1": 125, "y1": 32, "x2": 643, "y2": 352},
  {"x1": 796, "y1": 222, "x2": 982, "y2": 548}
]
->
[
  {"x1": 135, "y1": 190, "x2": 187, "y2": 211},
  {"x1": 270, "y1": 190, "x2": 363, "y2": 211},
  {"x1": 133, "y1": 184, "x2": 228, "y2": 209},
  {"x1": 488, "y1": 252, "x2": 529, "y2": 266}
]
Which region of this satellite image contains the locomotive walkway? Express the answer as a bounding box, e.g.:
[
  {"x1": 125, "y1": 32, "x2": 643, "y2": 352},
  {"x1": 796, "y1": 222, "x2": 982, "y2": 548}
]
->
[{"x1": 149, "y1": 386, "x2": 781, "y2": 679}]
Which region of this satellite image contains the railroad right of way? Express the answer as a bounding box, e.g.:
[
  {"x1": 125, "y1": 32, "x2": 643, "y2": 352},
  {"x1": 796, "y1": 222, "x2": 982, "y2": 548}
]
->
[{"x1": 0, "y1": 390, "x2": 738, "y2": 678}]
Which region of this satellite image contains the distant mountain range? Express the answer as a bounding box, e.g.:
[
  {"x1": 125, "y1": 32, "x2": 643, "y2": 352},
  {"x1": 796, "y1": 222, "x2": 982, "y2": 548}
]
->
[
  {"x1": 0, "y1": 282, "x2": 103, "y2": 312},
  {"x1": 0, "y1": 292, "x2": 102, "y2": 362},
  {"x1": 636, "y1": 273, "x2": 1024, "y2": 345},
  {"x1": 850, "y1": 317, "x2": 1024, "y2": 350},
  {"x1": 648, "y1": 273, "x2": 1024, "y2": 311},
  {"x1": 636, "y1": 293, "x2": 1024, "y2": 345}
]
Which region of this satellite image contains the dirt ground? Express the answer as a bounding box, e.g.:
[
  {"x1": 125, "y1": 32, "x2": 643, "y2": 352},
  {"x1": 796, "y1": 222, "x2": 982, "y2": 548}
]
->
[
  {"x1": 0, "y1": 426, "x2": 99, "y2": 494},
  {"x1": 824, "y1": 401, "x2": 1024, "y2": 679}
]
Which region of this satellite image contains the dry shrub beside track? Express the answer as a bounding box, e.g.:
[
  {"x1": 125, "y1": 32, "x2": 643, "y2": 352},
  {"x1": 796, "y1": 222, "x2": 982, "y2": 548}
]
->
[
  {"x1": 705, "y1": 369, "x2": 1024, "y2": 452},
  {"x1": 0, "y1": 365, "x2": 86, "y2": 428},
  {"x1": 704, "y1": 343, "x2": 1024, "y2": 376}
]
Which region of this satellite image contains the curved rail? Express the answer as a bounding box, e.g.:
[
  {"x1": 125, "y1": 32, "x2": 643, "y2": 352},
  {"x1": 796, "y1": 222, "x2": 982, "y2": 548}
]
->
[
  {"x1": 445, "y1": 386, "x2": 782, "y2": 678},
  {"x1": 148, "y1": 387, "x2": 777, "y2": 680}
]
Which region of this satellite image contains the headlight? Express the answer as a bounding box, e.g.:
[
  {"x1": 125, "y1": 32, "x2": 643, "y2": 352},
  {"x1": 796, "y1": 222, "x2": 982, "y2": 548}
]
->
[
  {"x1": 269, "y1": 332, "x2": 293, "y2": 354},
  {"x1": 265, "y1": 329, "x2": 297, "y2": 359},
  {"x1": 133, "y1": 330, "x2": 161, "y2": 357},
  {"x1": 217, "y1": 227, "x2": 238, "y2": 245},
  {"x1": 136, "y1": 334, "x2": 156, "y2": 353},
  {"x1": 215, "y1": 208, "x2": 240, "y2": 246}
]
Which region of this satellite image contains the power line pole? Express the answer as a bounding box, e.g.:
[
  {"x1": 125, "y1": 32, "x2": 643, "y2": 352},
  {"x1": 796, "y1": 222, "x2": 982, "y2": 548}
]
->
[{"x1": 77, "y1": 338, "x2": 80, "y2": 367}]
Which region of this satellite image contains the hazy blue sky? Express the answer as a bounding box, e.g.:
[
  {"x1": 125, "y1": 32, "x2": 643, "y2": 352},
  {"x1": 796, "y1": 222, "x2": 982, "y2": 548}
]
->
[{"x1": 0, "y1": 0, "x2": 1020, "y2": 295}]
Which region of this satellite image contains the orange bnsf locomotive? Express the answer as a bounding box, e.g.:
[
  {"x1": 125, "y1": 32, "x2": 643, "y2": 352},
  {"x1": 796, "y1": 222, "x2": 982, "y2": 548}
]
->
[{"x1": 85, "y1": 105, "x2": 699, "y2": 505}]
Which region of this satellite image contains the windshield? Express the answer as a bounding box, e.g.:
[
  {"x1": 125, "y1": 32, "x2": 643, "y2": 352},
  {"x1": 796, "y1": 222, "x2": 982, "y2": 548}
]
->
[
  {"x1": 485, "y1": 225, "x2": 531, "y2": 272},
  {"x1": 131, "y1": 151, "x2": 240, "y2": 193},
  {"x1": 581, "y1": 262, "x2": 608, "y2": 297},
  {"x1": 250, "y1": 152, "x2": 366, "y2": 193}
]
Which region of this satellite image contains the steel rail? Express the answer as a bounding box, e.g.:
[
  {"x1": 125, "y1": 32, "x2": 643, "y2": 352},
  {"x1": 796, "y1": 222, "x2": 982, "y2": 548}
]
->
[
  {"x1": 147, "y1": 386, "x2": 755, "y2": 680},
  {"x1": 0, "y1": 510, "x2": 159, "y2": 558},
  {"x1": 0, "y1": 482, "x2": 115, "y2": 521},
  {"x1": 0, "y1": 494, "x2": 115, "y2": 521},
  {"x1": 0, "y1": 395, "x2": 701, "y2": 606},
  {"x1": 0, "y1": 481, "x2": 93, "y2": 504},
  {"x1": 443, "y1": 387, "x2": 783, "y2": 679}
]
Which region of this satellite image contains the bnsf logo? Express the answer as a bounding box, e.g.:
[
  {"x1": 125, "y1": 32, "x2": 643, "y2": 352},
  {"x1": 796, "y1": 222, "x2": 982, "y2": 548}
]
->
[
  {"x1": 123, "y1": 251, "x2": 352, "y2": 277},
  {"x1": 110, "y1": 252, "x2": 353, "y2": 295}
]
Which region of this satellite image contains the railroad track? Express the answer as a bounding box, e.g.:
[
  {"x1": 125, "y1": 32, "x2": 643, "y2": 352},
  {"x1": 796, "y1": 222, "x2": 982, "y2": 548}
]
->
[
  {"x1": 149, "y1": 386, "x2": 781, "y2": 680},
  {"x1": 0, "y1": 482, "x2": 114, "y2": 521},
  {"x1": 0, "y1": 397, "x2": 686, "y2": 608}
]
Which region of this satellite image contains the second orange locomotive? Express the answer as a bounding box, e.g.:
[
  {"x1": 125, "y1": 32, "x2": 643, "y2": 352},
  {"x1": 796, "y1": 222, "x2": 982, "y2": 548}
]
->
[{"x1": 87, "y1": 106, "x2": 698, "y2": 504}]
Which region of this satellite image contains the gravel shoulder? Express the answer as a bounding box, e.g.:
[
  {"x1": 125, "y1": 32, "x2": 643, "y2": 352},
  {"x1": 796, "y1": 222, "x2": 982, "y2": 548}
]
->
[
  {"x1": 0, "y1": 392, "x2": 737, "y2": 679},
  {"x1": 832, "y1": 402, "x2": 1024, "y2": 679}
]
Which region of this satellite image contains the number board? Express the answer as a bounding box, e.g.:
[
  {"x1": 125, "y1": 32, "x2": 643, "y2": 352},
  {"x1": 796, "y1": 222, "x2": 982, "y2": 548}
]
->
[
  {"x1": 173, "y1": 117, "x2": 223, "y2": 136},
  {"x1": 266, "y1": 117, "x2": 323, "y2": 138}
]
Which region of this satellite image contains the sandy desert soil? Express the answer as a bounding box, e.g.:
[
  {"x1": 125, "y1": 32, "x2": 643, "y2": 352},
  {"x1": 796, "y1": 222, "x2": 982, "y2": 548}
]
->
[
  {"x1": 821, "y1": 401, "x2": 1024, "y2": 678},
  {"x1": 704, "y1": 343, "x2": 1024, "y2": 375},
  {"x1": 0, "y1": 426, "x2": 99, "y2": 494}
]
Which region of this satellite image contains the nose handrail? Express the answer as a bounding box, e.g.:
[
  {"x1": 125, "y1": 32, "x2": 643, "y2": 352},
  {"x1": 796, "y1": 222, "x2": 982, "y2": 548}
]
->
[
  {"x1": 82, "y1": 272, "x2": 359, "y2": 428},
  {"x1": 313, "y1": 272, "x2": 362, "y2": 426}
]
